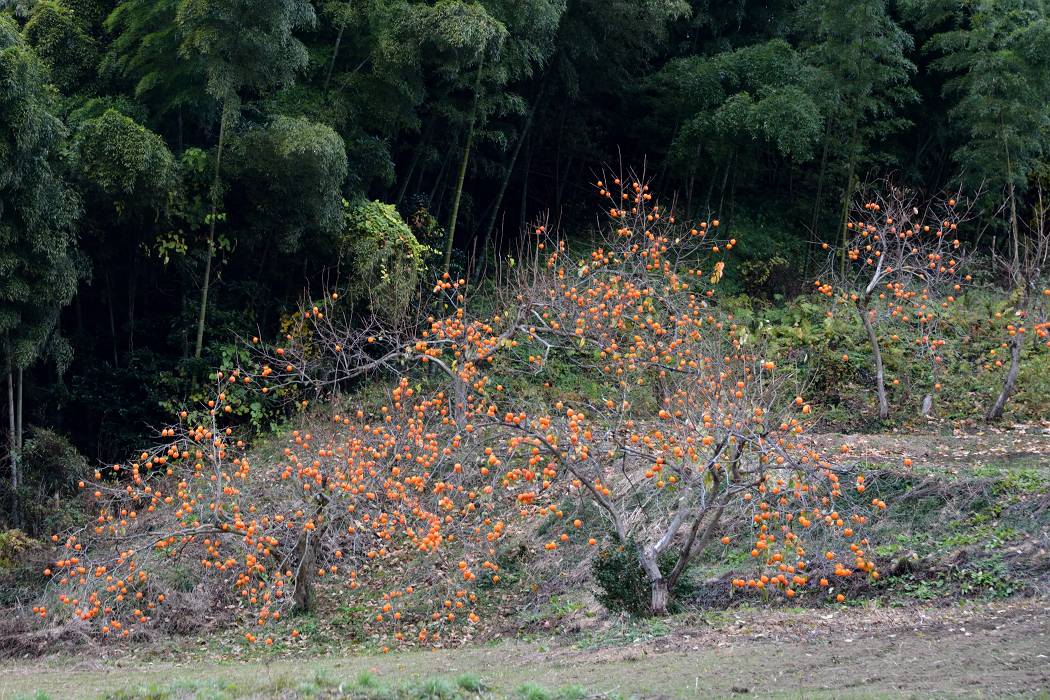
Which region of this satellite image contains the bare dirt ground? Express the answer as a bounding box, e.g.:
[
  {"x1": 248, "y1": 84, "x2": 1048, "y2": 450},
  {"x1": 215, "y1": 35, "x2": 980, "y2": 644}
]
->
[
  {"x1": 2, "y1": 597, "x2": 1049, "y2": 699},
  {"x1": 813, "y1": 422, "x2": 1050, "y2": 473}
]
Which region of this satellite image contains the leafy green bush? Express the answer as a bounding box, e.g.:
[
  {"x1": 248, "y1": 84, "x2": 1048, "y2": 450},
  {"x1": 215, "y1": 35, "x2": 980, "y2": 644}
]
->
[
  {"x1": 721, "y1": 287, "x2": 1050, "y2": 426},
  {"x1": 739, "y1": 254, "x2": 793, "y2": 299},
  {"x1": 72, "y1": 108, "x2": 178, "y2": 204},
  {"x1": 592, "y1": 542, "x2": 693, "y2": 616},
  {"x1": 228, "y1": 115, "x2": 348, "y2": 254},
  {"x1": 719, "y1": 218, "x2": 808, "y2": 298},
  {"x1": 343, "y1": 199, "x2": 432, "y2": 319},
  {"x1": 0, "y1": 528, "x2": 44, "y2": 605},
  {"x1": 0, "y1": 528, "x2": 38, "y2": 571},
  {"x1": 17, "y1": 428, "x2": 89, "y2": 535}
]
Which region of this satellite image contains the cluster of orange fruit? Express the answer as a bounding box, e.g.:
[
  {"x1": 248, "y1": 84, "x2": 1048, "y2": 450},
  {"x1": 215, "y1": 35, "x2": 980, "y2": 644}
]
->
[{"x1": 40, "y1": 176, "x2": 887, "y2": 647}]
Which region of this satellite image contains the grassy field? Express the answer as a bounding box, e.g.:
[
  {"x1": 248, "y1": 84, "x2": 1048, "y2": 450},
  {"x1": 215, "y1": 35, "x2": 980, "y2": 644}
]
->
[{"x1": 2, "y1": 597, "x2": 1049, "y2": 699}]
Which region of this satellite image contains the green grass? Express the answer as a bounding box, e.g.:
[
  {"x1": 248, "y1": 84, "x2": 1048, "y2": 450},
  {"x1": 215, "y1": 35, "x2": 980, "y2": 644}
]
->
[
  {"x1": 7, "y1": 604, "x2": 1049, "y2": 700},
  {"x1": 9, "y1": 671, "x2": 604, "y2": 700},
  {"x1": 46, "y1": 670, "x2": 497, "y2": 700}
]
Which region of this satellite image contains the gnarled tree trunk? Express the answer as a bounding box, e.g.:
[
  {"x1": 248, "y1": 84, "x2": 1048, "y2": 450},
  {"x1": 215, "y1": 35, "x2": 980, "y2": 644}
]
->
[
  {"x1": 637, "y1": 545, "x2": 669, "y2": 616},
  {"x1": 857, "y1": 299, "x2": 889, "y2": 419},
  {"x1": 649, "y1": 578, "x2": 669, "y2": 616},
  {"x1": 987, "y1": 333, "x2": 1023, "y2": 421},
  {"x1": 292, "y1": 494, "x2": 329, "y2": 613},
  {"x1": 292, "y1": 530, "x2": 320, "y2": 613}
]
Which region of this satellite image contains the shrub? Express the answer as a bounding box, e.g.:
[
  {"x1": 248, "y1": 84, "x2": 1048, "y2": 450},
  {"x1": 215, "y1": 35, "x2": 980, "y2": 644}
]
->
[
  {"x1": 226, "y1": 115, "x2": 348, "y2": 255},
  {"x1": 343, "y1": 198, "x2": 432, "y2": 319},
  {"x1": 16, "y1": 429, "x2": 88, "y2": 536},
  {"x1": 0, "y1": 529, "x2": 38, "y2": 572},
  {"x1": 0, "y1": 528, "x2": 45, "y2": 606},
  {"x1": 23, "y1": 0, "x2": 98, "y2": 94},
  {"x1": 72, "y1": 109, "x2": 178, "y2": 203},
  {"x1": 739, "y1": 255, "x2": 793, "y2": 299},
  {"x1": 592, "y1": 542, "x2": 692, "y2": 616}
]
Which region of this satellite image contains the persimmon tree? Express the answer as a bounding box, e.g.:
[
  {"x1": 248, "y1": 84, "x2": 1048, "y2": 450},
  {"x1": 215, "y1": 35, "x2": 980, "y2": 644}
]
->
[
  {"x1": 817, "y1": 183, "x2": 973, "y2": 418},
  {"x1": 35, "y1": 173, "x2": 887, "y2": 643},
  {"x1": 37, "y1": 276, "x2": 533, "y2": 647},
  {"x1": 985, "y1": 185, "x2": 1050, "y2": 420},
  {"x1": 482, "y1": 175, "x2": 885, "y2": 614},
  {"x1": 37, "y1": 368, "x2": 508, "y2": 647}
]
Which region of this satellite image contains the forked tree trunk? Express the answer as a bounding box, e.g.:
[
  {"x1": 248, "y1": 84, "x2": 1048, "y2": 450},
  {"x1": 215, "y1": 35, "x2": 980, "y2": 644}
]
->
[
  {"x1": 987, "y1": 333, "x2": 1023, "y2": 421},
  {"x1": 857, "y1": 300, "x2": 889, "y2": 419},
  {"x1": 637, "y1": 545, "x2": 669, "y2": 616},
  {"x1": 293, "y1": 531, "x2": 320, "y2": 613}
]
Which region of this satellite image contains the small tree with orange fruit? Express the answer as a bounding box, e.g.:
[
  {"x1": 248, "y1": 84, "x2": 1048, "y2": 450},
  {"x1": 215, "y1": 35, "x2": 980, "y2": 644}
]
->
[
  {"x1": 817, "y1": 183, "x2": 973, "y2": 418},
  {"x1": 985, "y1": 188, "x2": 1050, "y2": 420},
  {"x1": 38, "y1": 276, "x2": 540, "y2": 647},
  {"x1": 34, "y1": 173, "x2": 888, "y2": 645},
  {"x1": 489, "y1": 175, "x2": 884, "y2": 614},
  {"x1": 39, "y1": 369, "x2": 517, "y2": 648}
]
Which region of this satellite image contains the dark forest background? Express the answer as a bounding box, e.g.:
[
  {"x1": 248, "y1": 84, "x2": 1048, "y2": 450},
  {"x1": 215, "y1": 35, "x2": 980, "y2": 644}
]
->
[{"x1": 1, "y1": 0, "x2": 1048, "y2": 527}]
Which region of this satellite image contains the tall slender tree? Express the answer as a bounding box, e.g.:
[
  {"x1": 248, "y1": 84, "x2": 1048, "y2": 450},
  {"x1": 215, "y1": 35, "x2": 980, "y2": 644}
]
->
[
  {"x1": 909, "y1": 0, "x2": 1050, "y2": 266},
  {"x1": 0, "y1": 17, "x2": 79, "y2": 526},
  {"x1": 476, "y1": 0, "x2": 565, "y2": 251},
  {"x1": 176, "y1": 0, "x2": 315, "y2": 357},
  {"x1": 398, "y1": 0, "x2": 508, "y2": 271},
  {"x1": 800, "y1": 0, "x2": 917, "y2": 271}
]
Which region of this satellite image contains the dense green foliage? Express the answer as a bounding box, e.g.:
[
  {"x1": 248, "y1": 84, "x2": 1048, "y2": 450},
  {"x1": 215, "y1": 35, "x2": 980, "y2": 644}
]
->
[
  {"x1": 0, "y1": 15, "x2": 79, "y2": 371},
  {"x1": 592, "y1": 543, "x2": 694, "y2": 616},
  {"x1": 342, "y1": 198, "x2": 432, "y2": 318},
  {"x1": 0, "y1": 0, "x2": 1048, "y2": 532},
  {"x1": 0, "y1": 15, "x2": 80, "y2": 528}
]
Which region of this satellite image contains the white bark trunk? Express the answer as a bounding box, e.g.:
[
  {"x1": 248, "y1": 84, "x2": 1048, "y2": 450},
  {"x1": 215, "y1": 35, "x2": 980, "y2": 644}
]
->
[
  {"x1": 858, "y1": 301, "x2": 889, "y2": 419},
  {"x1": 987, "y1": 334, "x2": 1023, "y2": 421}
]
